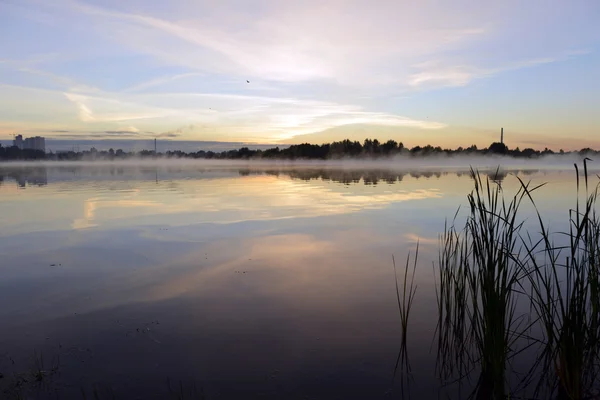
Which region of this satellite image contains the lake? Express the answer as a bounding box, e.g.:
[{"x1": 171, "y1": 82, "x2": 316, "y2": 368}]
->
[{"x1": 0, "y1": 160, "x2": 594, "y2": 399}]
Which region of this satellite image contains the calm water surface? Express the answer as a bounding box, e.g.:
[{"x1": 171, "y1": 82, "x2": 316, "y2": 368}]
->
[{"x1": 0, "y1": 163, "x2": 587, "y2": 399}]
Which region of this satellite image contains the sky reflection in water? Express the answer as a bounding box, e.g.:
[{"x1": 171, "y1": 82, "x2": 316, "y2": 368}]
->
[{"x1": 0, "y1": 164, "x2": 585, "y2": 399}]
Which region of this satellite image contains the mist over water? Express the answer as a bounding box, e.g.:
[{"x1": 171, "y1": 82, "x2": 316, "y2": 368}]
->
[
  {"x1": 0, "y1": 152, "x2": 594, "y2": 170},
  {"x1": 0, "y1": 162, "x2": 592, "y2": 399}
]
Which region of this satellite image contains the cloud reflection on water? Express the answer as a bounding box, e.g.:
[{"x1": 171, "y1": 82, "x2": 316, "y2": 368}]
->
[
  {"x1": 0, "y1": 167, "x2": 452, "y2": 236},
  {"x1": 0, "y1": 164, "x2": 588, "y2": 398}
]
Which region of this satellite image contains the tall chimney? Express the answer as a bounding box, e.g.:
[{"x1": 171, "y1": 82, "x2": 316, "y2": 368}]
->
[
  {"x1": 501, "y1": 127, "x2": 504, "y2": 144},
  {"x1": 154, "y1": 138, "x2": 157, "y2": 154}
]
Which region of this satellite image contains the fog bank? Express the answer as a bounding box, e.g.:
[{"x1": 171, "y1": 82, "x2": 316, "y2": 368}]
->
[{"x1": 0, "y1": 153, "x2": 596, "y2": 172}]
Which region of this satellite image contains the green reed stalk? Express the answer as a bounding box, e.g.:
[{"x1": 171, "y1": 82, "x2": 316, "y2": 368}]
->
[
  {"x1": 392, "y1": 245, "x2": 418, "y2": 386},
  {"x1": 521, "y1": 160, "x2": 600, "y2": 399},
  {"x1": 437, "y1": 169, "x2": 533, "y2": 400}
]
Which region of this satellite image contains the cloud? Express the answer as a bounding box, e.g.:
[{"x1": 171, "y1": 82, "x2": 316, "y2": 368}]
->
[
  {"x1": 156, "y1": 124, "x2": 196, "y2": 138},
  {"x1": 156, "y1": 132, "x2": 179, "y2": 138},
  {"x1": 63, "y1": 92, "x2": 169, "y2": 122},
  {"x1": 16, "y1": 66, "x2": 69, "y2": 85},
  {"x1": 0, "y1": 57, "x2": 102, "y2": 93},
  {"x1": 407, "y1": 54, "x2": 582, "y2": 89},
  {"x1": 408, "y1": 65, "x2": 475, "y2": 88},
  {"x1": 56, "y1": 86, "x2": 447, "y2": 141},
  {"x1": 116, "y1": 126, "x2": 140, "y2": 133},
  {"x1": 51, "y1": 0, "x2": 592, "y2": 93},
  {"x1": 103, "y1": 130, "x2": 140, "y2": 135},
  {"x1": 44, "y1": 128, "x2": 154, "y2": 139},
  {"x1": 48, "y1": 0, "x2": 492, "y2": 87},
  {"x1": 64, "y1": 93, "x2": 95, "y2": 121},
  {"x1": 122, "y1": 73, "x2": 206, "y2": 93}
]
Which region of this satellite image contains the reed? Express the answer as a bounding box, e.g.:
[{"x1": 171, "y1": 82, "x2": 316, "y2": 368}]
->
[
  {"x1": 521, "y1": 159, "x2": 600, "y2": 399},
  {"x1": 436, "y1": 169, "x2": 535, "y2": 399},
  {"x1": 392, "y1": 246, "x2": 418, "y2": 395},
  {"x1": 393, "y1": 245, "x2": 419, "y2": 356}
]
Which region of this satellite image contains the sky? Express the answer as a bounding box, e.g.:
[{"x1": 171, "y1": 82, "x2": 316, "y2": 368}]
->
[{"x1": 1, "y1": 0, "x2": 599, "y2": 150}]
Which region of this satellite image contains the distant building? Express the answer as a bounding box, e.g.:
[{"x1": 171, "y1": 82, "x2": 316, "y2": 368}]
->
[
  {"x1": 24, "y1": 136, "x2": 46, "y2": 152},
  {"x1": 13, "y1": 134, "x2": 23, "y2": 149},
  {"x1": 13, "y1": 135, "x2": 45, "y2": 152}
]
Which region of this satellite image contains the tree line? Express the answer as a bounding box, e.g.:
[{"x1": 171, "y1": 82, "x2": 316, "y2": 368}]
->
[{"x1": 0, "y1": 139, "x2": 596, "y2": 161}]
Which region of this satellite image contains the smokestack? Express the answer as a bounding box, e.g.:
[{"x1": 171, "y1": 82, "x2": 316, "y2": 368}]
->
[
  {"x1": 501, "y1": 127, "x2": 504, "y2": 144},
  {"x1": 154, "y1": 138, "x2": 157, "y2": 154}
]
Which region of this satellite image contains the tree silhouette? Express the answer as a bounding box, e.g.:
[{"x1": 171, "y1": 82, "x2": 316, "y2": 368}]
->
[
  {"x1": 488, "y1": 142, "x2": 508, "y2": 154},
  {"x1": 0, "y1": 138, "x2": 596, "y2": 162}
]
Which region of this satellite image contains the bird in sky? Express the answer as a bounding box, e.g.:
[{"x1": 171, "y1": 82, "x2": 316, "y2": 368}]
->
[{"x1": 246, "y1": 80, "x2": 250, "y2": 84}]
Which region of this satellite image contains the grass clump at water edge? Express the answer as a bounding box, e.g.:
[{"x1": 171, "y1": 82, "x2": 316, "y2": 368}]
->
[
  {"x1": 436, "y1": 168, "x2": 538, "y2": 400},
  {"x1": 521, "y1": 159, "x2": 600, "y2": 400}
]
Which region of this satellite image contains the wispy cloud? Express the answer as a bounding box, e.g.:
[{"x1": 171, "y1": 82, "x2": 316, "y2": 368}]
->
[
  {"x1": 156, "y1": 132, "x2": 179, "y2": 138},
  {"x1": 64, "y1": 93, "x2": 95, "y2": 121},
  {"x1": 407, "y1": 53, "x2": 586, "y2": 89},
  {"x1": 18, "y1": 67, "x2": 100, "y2": 93},
  {"x1": 45, "y1": 0, "x2": 491, "y2": 86},
  {"x1": 63, "y1": 92, "x2": 169, "y2": 122},
  {"x1": 408, "y1": 66, "x2": 475, "y2": 88},
  {"x1": 0, "y1": 58, "x2": 101, "y2": 93},
  {"x1": 46, "y1": 129, "x2": 153, "y2": 139},
  {"x1": 59, "y1": 88, "x2": 445, "y2": 140},
  {"x1": 122, "y1": 73, "x2": 206, "y2": 93},
  {"x1": 156, "y1": 124, "x2": 196, "y2": 138},
  {"x1": 40, "y1": 0, "x2": 593, "y2": 96}
]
